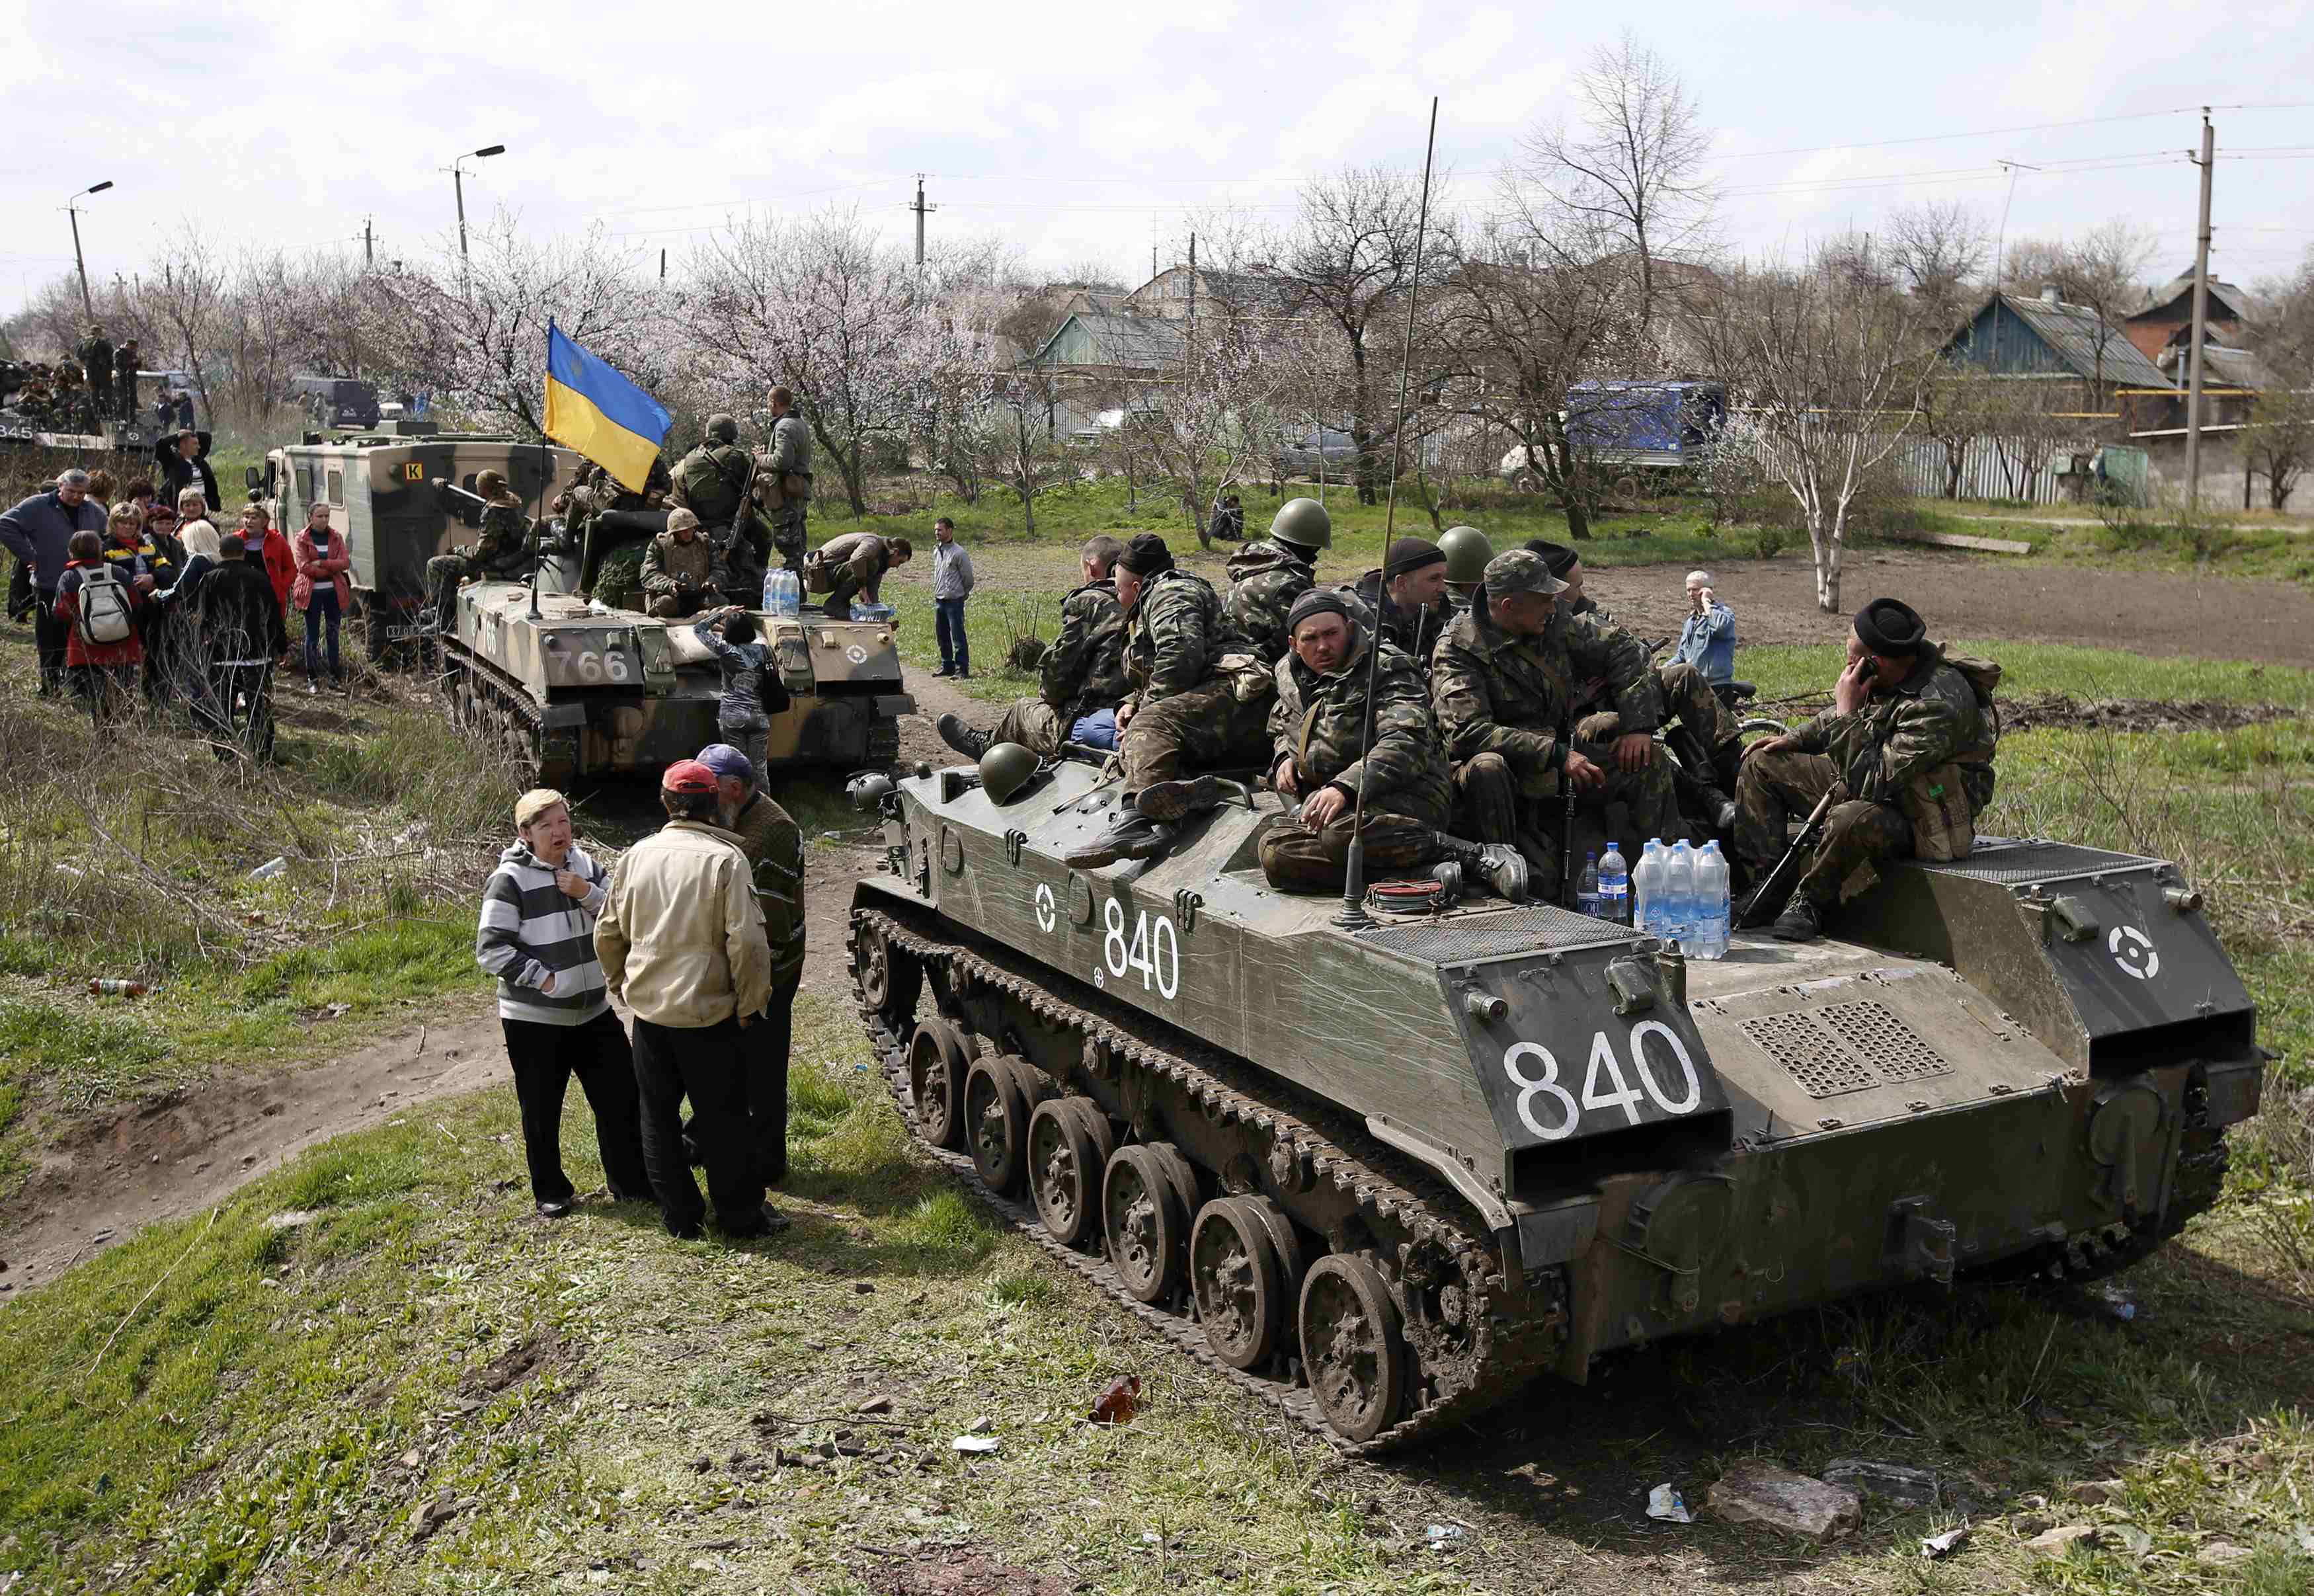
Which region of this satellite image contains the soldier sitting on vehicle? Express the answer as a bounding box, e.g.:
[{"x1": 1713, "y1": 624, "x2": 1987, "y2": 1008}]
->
[
  {"x1": 803, "y1": 530, "x2": 910, "y2": 620},
  {"x1": 711, "y1": 470, "x2": 780, "y2": 603},
  {"x1": 1347, "y1": 536, "x2": 1452, "y2": 680},
  {"x1": 1224, "y1": 497, "x2": 1330, "y2": 666},
  {"x1": 1437, "y1": 524, "x2": 1492, "y2": 614},
  {"x1": 1257, "y1": 589, "x2": 1527, "y2": 899},
  {"x1": 1734, "y1": 598, "x2": 1999, "y2": 944},
  {"x1": 574, "y1": 456, "x2": 674, "y2": 600},
  {"x1": 1432, "y1": 549, "x2": 1681, "y2": 890},
  {"x1": 640, "y1": 509, "x2": 725, "y2": 619},
  {"x1": 1064, "y1": 534, "x2": 1274, "y2": 869},
  {"x1": 938, "y1": 535, "x2": 1127, "y2": 762},
  {"x1": 426, "y1": 469, "x2": 533, "y2": 632}
]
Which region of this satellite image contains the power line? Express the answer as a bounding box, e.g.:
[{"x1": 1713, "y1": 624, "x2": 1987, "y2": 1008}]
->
[{"x1": 1704, "y1": 101, "x2": 2314, "y2": 164}]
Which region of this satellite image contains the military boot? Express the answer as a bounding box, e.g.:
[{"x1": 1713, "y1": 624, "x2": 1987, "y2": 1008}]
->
[
  {"x1": 1062, "y1": 813, "x2": 1175, "y2": 870},
  {"x1": 1771, "y1": 896, "x2": 1824, "y2": 944},
  {"x1": 936, "y1": 713, "x2": 988, "y2": 761},
  {"x1": 1134, "y1": 774, "x2": 1224, "y2": 824},
  {"x1": 1432, "y1": 832, "x2": 1530, "y2": 902}
]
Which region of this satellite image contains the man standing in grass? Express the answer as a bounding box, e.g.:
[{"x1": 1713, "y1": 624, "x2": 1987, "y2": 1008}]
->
[
  {"x1": 698, "y1": 743, "x2": 805, "y2": 1189},
  {"x1": 475, "y1": 789, "x2": 650, "y2": 1218},
  {"x1": 930, "y1": 517, "x2": 974, "y2": 678}
]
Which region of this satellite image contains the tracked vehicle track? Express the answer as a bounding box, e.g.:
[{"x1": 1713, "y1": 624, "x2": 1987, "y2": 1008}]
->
[{"x1": 849, "y1": 903, "x2": 1568, "y2": 1456}]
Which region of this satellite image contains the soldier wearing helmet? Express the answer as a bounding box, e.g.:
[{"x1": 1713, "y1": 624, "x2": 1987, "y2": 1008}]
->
[
  {"x1": 425, "y1": 469, "x2": 535, "y2": 633},
  {"x1": 672, "y1": 413, "x2": 754, "y2": 532},
  {"x1": 1223, "y1": 496, "x2": 1330, "y2": 667},
  {"x1": 1437, "y1": 524, "x2": 1492, "y2": 610}
]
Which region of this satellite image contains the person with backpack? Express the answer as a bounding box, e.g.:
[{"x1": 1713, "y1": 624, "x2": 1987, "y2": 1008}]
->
[
  {"x1": 53, "y1": 524, "x2": 145, "y2": 721},
  {"x1": 694, "y1": 606, "x2": 790, "y2": 781},
  {"x1": 2, "y1": 469, "x2": 110, "y2": 694},
  {"x1": 293, "y1": 501, "x2": 352, "y2": 695}
]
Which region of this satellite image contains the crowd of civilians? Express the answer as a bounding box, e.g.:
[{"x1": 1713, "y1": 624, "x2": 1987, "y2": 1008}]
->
[{"x1": 3, "y1": 451, "x2": 362, "y2": 754}]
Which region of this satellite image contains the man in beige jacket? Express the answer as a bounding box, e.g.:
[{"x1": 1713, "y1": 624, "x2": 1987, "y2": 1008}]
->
[{"x1": 596, "y1": 758, "x2": 785, "y2": 1239}]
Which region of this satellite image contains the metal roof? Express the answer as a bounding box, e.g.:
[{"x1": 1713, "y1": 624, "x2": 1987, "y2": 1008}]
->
[
  {"x1": 2134, "y1": 269, "x2": 2252, "y2": 323},
  {"x1": 1999, "y1": 293, "x2": 2174, "y2": 389},
  {"x1": 1028, "y1": 312, "x2": 1187, "y2": 371}
]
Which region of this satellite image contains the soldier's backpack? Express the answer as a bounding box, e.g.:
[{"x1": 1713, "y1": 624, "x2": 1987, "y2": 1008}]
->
[
  {"x1": 73, "y1": 562, "x2": 135, "y2": 647},
  {"x1": 1901, "y1": 655, "x2": 2003, "y2": 863},
  {"x1": 675, "y1": 447, "x2": 745, "y2": 521}
]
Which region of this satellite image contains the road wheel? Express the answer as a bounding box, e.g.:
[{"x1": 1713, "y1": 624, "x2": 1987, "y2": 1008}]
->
[
  {"x1": 1028, "y1": 1097, "x2": 1115, "y2": 1249},
  {"x1": 1299, "y1": 1254, "x2": 1408, "y2": 1443},
  {"x1": 1102, "y1": 1142, "x2": 1199, "y2": 1304},
  {"x1": 907, "y1": 1019, "x2": 973, "y2": 1150},
  {"x1": 852, "y1": 917, "x2": 920, "y2": 1032},
  {"x1": 1191, "y1": 1195, "x2": 1304, "y2": 1371},
  {"x1": 963, "y1": 1057, "x2": 1044, "y2": 1195}
]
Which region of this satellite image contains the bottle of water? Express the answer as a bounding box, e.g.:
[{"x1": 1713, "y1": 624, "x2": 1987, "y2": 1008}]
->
[
  {"x1": 764, "y1": 567, "x2": 801, "y2": 618},
  {"x1": 1663, "y1": 841, "x2": 1696, "y2": 953},
  {"x1": 1695, "y1": 840, "x2": 1732, "y2": 959},
  {"x1": 1598, "y1": 841, "x2": 1630, "y2": 926},
  {"x1": 1636, "y1": 839, "x2": 1667, "y2": 940},
  {"x1": 1577, "y1": 850, "x2": 1602, "y2": 919}
]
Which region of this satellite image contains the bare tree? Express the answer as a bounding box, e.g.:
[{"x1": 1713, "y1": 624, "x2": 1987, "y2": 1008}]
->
[
  {"x1": 1683, "y1": 253, "x2": 1936, "y2": 610},
  {"x1": 1916, "y1": 363, "x2": 2009, "y2": 499},
  {"x1": 1886, "y1": 199, "x2": 1990, "y2": 329},
  {"x1": 2244, "y1": 255, "x2": 2314, "y2": 508},
  {"x1": 1519, "y1": 29, "x2": 1716, "y2": 329},
  {"x1": 1137, "y1": 297, "x2": 1292, "y2": 547},
  {"x1": 136, "y1": 227, "x2": 229, "y2": 424},
  {"x1": 1999, "y1": 221, "x2": 2155, "y2": 411}
]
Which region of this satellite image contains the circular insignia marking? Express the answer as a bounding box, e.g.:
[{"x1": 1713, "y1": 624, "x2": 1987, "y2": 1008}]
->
[
  {"x1": 2109, "y1": 924, "x2": 2159, "y2": 980},
  {"x1": 1033, "y1": 883, "x2": 1057, "y2": 932},
  {"x1": 845, "y1": 644, "x2": 867, "y2": 664}
]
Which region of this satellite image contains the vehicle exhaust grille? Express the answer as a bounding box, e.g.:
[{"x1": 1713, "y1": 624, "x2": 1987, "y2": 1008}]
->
[
  {"x1": 1820, "y1": 1000, "x2": 1950, "y2": 1084},
  {"x1": 1911, "y1": 840, "x2": 2151, "y2": 884},
  {"x1": 1739, "y1": 1003, "x2": 1954, "y2": 1099},
  {"x1": 1740, "y1": 1012, "x2": 1878, "y2": 1098}
]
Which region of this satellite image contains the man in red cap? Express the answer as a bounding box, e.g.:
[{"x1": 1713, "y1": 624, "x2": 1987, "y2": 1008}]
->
[{"x1": 596, "y1": 758, "x2": 785, "y2": 1238}]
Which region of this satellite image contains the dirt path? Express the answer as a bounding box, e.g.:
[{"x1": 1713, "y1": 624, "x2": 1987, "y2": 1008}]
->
[
  {"x1": 1590, "y1": 548, "x2": 2314, "y2": 666},
  {"x1": 0, "y1": 664, "x2": 981, "y2": 1297}
]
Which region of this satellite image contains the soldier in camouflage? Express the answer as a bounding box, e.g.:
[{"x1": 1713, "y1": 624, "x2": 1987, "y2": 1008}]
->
[
  {"x1": 672, "y1": 414, "x2": 754, "y2": 530},
  {"x1": 75, "y1": 324, "x2": 114, "y2": 420},
  {"x1": 764, "y1": 385, "x2": 812, "y2": 571},
  {"x1": 112, "y1": 339, "x2": 141, "y2": 424},
  {"x1": 639, "y1": 508, "x2": 725, "y2": 618},
  {"x1": 1256, "y1": 590, "x2": 1527, "y2": 898},
  {"x1": 1735, "y1": 598, "x2": 1999, "y2": 943},
  {"x1": 1347, "y1": 536, "x2": 1451, "y2": 679},
  {"x1": 426, "y1": 470, "x2": 534, "y2": 632},
  {"x1": 939, "y1": 536, "x2": 1127, "y2": 762},
  {"x1": 1064, "y1": 534, "x2": 1274, "y2": 869},
  {"x1": 1224, "y1": 496, "x2": 1330, "y2": 665},
  {"x1": 1432, "y1": 549, "x2": 1681, "y2": 892},
  {"x1": 573, "y1": 455, "x2": 674, "y2": 599}
]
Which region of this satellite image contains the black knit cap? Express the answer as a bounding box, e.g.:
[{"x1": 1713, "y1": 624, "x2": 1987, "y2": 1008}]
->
[
  {"x1": 1853, "y1": 596, "x2": 1926, "y2": 657},
  {"x1": 1524, "y1": 538, "x2": 1579, "y2": 579},
  {"x1": 1384, "y1": 536, "x2": 1445, "y2": 577},
  {"x1": 1285, "y1": 588, "x2": 1351, "y2": 635},
  {"x1": 1117, "y1": 533, "x2": 1174, "y2": 575}
]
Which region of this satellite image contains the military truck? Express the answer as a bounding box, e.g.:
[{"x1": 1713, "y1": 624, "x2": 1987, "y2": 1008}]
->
[
  {"x1": 250, "y1": 430, "x2": 584, "y2": 655},
  {"x1": 438, "y1": 544, "x2": 912, "y2": 785},
  {"x1": 848, "y1": 756, "x2": 2263, "y2": 1451}
]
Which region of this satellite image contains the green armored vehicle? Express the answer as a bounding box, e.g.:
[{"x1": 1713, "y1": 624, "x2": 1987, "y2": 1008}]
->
[
  {"x1": 439, "y1": 547, "x2": 912, "y2": 785},
  {"x1": 848, "y1": 758, "x2": 2263, "y2": 1451}
]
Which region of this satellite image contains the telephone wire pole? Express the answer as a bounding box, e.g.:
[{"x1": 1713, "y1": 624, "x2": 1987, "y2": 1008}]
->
[
  {"x1": 910, "y1": 175, "x2": 938, "y2": 266},
  {"x1": 2185, "y1": 108, "x2": 2215, "y2": 511}
]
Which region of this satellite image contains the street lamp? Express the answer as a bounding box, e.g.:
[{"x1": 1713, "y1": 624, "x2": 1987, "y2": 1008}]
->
[
  {"x1": 65, "y1": 180, "x2": 114, "y2": 320},
  {"x1": 448, "y1": 145, "x2": 506, "y2": 259}
]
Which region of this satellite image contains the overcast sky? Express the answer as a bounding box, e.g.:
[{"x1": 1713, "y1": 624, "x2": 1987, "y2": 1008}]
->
[{"x1": 5, "y1": 0, "x2": 2310, "y2": 317}]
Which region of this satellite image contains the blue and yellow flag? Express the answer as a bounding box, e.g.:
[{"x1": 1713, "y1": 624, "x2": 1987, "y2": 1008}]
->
[{"x1": 542, "y1": 321, "x2": 671, "y2": 495}]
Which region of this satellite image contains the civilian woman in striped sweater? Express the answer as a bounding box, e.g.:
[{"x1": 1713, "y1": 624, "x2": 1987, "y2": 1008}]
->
[{"x1": 476, "y1": 789, "x2": 651, "y2": 1217}]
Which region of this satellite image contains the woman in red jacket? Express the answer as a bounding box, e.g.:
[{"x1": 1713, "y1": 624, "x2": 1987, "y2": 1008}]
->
[
  {"x1": 292, "y1": 500, "x2": 353, "y2": 695},
  {"x1": 239, "y1": 502, "x2": 296, "y2": 614},
  {"x1": 53, "y1": 522, "x2": 147, "y2": 721}
]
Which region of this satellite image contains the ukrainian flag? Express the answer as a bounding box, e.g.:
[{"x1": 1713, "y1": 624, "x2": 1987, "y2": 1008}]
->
[{"x1": 542, "y1": 320, "x2": 671, "y2": 494}]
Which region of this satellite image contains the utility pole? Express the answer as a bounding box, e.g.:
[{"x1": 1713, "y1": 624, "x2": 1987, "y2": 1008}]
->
[
  {"x1": 65, "y1": 180, "x2": 113, "y2": 320},
  {"x1": 448, "y1": 145, "x2": 506, "y2": 260},
  {"x1": 364, "y1": 216, "x2": 374, "y2": 266},
  {"x1": 659, "y1": 248, "x2": 667, "y2": 282},
  {"x1": 910, "y1": 175, "x2": 937, "y2": 266},
  {"x1": 2185, "y1": 108, "x2": 2215, "y2": 511}
]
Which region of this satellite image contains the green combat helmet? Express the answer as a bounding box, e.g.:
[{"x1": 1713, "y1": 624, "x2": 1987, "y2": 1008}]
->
[
  {"x1": 1269, "y1": 497, "x2": 1332, "y2": 551},
  {"x1": 707, "y1": 413, "x2": 739, "y2": 444},
  {"x1": 978, "y1": 742, "x2": 1041, "y2": 805},
  {"x1": 1439, "y1": 525, "x2": 1494, "y2": 586}
]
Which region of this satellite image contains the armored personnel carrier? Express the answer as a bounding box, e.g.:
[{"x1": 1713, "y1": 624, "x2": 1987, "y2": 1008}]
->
[
  {"x1": 438, "y1": 550, "x2": 912, "y2": 785},
  {"x1": 848, "y1": 757, "x2": 2263, "y2": 1451}
]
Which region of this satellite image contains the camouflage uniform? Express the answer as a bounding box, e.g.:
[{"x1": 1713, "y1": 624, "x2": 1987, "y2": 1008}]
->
[
  {"x1": 806, "y1": 530, "x2": 891, "y2": 618},
  {"x1": 639, "y1": 528, "x2": 722, "y2": 618},
  {"x1": 990, "y1": 576, "x2": 1127, "y2": 756},
  {"x1": 1432, "y1": 592, "x2": 1678, "y2": 883},
  {"x1": 1734, "y1": 643, "x2": 1998, "y2": 907},
  {"x1": 672, "y1": 438, "x2": 753, "y2": 528},
  {"x1": 112, "y1": 344, "x2": 140, "y2": 423},
  {"x1": 1349, "y1": 568, "x2": 1449, "y2": 677},
  {"x1": 575, "y1": 458, "x2": 674, "y2": 596},
  {"x1": 1257, "y1": 628, "x2": 1452, "y2": 893},
  {"x1": 766, "y1": 412, "x2": 812, "y2": 571},
  {"x1": 1224, "y1": 539, "x2": 1317, "y2": 666},
  {"x1": 1572, "y1": 659, "x2": 1746, "y2": 821},
  {"x1": 75, "y1": 330, "x2": 114, "y2": 416},
  {"x1": 718, "y1": 789, "x2": 804, "y2": 1185},
  {"x1": 1117, "y1": 569, "x2": 1271, "y2": 796},
  {"x1": 427, "y1": 491, "x2": 532, "y2": 630}
]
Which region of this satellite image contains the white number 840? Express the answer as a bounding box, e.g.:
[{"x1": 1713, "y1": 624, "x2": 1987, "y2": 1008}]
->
[{"x1": 1501, "y1": 1022, "x2": 1702, "y2": 1142}]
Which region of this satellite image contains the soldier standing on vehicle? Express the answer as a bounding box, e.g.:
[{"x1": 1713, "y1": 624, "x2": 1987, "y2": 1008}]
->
[
  {"x1": 1735, "y1": 599, "x2": 1999, "y2": 944},
  {"x1": 673, "y1": 414, "x2": 752, "y2": 530},
  {"x1": 1064, "y1": 534, "x2": 1274, "y2": 869},
  {"x1": 112, "y1": 339, "x2": 141, "y2": 424},
  {"x1": 765, "y1": 385, "x2": 811, "y2": 571},
  {"x1": 698, "y1": 742, "x2": 805, "y2": 1192},
  {"x1": 1431, "y1": 549, "x2": 1680, "y2": 888},
  {"x1": 640, "y1": 509, "x2": 725, "y2": 618},
  {"x1": 76, "y1": 324, "x2": 114, "y2": 420},
  {"x1": 1224, "y1": 497, "x2": 1330, "y2": 666},
  {"x1": 425, "y1": 469, "x2": 532, "y2": 633},
  {"x1": 939, "y1": 534, "x2": 1127, "y2": 762}
]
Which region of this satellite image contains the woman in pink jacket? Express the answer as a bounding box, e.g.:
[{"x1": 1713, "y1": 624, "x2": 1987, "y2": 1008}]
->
[{"x1": 292, "y1": 500, "x2": 352, "y2": 695}]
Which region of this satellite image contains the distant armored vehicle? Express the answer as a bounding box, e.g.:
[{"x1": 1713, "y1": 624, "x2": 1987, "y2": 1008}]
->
[
  {"x1": 251, "y1": 431, "x2": 584, "y2": 654},
  {"x1": 850, "y1": 756, "x2": 2262, "y2": 1451}
]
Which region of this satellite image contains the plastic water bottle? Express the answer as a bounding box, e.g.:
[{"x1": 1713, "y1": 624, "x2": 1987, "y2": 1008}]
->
[
  {"x1": 1636, "y1": 840, "x2": 1667, "y2": 939},
  {"x1": 763, "y1": 568, "x2": 801, "y2": 618},
  {"x1": 1694, "y1": 840, "x2": 1732, "y2": 959},
  {"x1": 1599, "y1": 841, "x2": 1631, "y2": 926},
  {"x1": 1577, "y1": 851, "x2": 1603, "y2": 918},
  {"x1": 1662, "y1": 841, "x2": 1696, "y2": 952}
]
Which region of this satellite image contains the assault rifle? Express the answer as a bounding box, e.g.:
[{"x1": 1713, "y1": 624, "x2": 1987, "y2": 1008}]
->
[{"x1": 1735, "y1": 787, "x2": 1838, "y2": 928}]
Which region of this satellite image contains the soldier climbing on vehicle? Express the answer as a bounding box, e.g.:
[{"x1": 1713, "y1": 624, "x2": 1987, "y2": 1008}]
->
[
  {"x1": 1735, "y1": 597, "x2": 2000, "y2": 943},
  {"x1": 939, "y1": 535, "x2": 1127, "y2": 762},
  {"x1": 1224, "y1": 496, "x2": 1330, "y2": 666}
]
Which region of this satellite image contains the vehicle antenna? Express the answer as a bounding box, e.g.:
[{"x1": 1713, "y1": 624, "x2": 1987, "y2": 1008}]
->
[{"x1": 1337, "y1": 95, "x2": 1440, "y2": 932}]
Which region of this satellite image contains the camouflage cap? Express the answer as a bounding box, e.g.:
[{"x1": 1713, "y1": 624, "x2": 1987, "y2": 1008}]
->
[{"x1": 1482, "y1": 549, "x2": 1568, "y2": 598}]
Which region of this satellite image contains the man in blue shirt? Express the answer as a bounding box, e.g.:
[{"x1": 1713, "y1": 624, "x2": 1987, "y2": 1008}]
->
[{"x1": 1671, "y1": 571, "x2": 1736, "y2": 685}]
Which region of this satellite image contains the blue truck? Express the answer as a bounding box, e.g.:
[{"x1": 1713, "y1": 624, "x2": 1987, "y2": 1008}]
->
[{"x1": 1502, "y1": 379, "x2": 1728, "y2": 493}]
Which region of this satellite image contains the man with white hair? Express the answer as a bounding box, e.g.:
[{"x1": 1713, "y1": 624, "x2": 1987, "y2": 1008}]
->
[
  {"x1": 1671, "y1": 571, "x2": 1736, "y2": 685},
  {"x1": 0, "y1": 469, "x2": 109, "y2": 694}
]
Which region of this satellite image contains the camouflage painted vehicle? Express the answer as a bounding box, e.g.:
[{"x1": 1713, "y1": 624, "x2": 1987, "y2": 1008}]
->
[
  {"x1": 252, "y1": 429, "x2": 584, "y2": 655},
  {"x1": 848, "y1": 756, "x2": 2264, "y2": 1451},
  {"x1": 439, "y1": 545, "x2": 912, "y2": 785}
]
